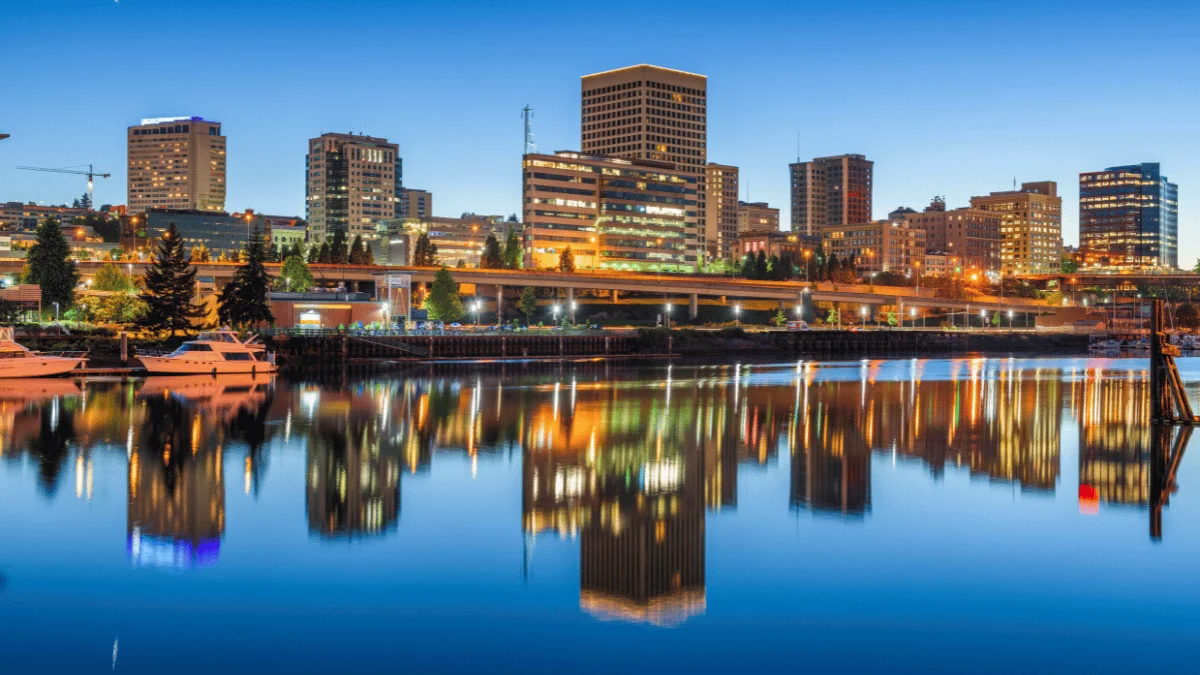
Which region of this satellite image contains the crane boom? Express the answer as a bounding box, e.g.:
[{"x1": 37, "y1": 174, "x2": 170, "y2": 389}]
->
[{"x1": 17, "y1": 164, "x2": 111, "y2": 206}]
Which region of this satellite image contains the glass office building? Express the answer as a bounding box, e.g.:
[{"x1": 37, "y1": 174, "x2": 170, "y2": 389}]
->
[{"x1": 1079, "y1": 163, "x2": 1178, "y2": 269}]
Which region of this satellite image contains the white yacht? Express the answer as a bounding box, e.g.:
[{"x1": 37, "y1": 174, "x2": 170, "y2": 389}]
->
[
  {"x1": 137, "y1": 330, "x2": 277, "y2": 375},
  {"x1": 0, "y1": 328, "x2": 87, "y2": 378}
]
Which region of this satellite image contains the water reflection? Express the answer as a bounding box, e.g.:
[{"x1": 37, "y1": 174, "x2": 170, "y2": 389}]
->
[{"x1": 0, "y1": 359, "x2": 1189, "y2": 612}]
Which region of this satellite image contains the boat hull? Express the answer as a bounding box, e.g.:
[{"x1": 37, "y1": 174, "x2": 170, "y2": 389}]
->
[
  {"x1": 138, "y1": 356, "x2": 277, "y2": 375},
  {"x1": 0, "y1": 357, "x2": 86, "y2": 378}
]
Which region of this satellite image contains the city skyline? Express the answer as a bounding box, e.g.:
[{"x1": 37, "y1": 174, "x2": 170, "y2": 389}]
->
[{"x1": 1, "y1": 1, "x2": 1197, "y2": 263}]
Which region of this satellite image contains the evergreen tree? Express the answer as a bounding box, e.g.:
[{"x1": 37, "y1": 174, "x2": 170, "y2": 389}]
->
[
  {"x1": 268, "y1": 240, "x2": 281, "y2": 262},
  {"x1": 741, "y1": 252, "x2": 757, "y2": 279},
  {"x1": 778, "y1": 253, "x2": 795, "y2": 280},
  {"x1": 137, "y1": 222, "x2": 206, "y2": 335},
  {"x1": 26, "y1": 216, "x2": 79, "y2": 314},
  {"x1": 348, "y1": 235, "x2": 370, "y2": 265},
  {"x1": 190, "y1": 243, "x2": 211, "y2": 262},
  {"x1": 424, "y1": 267, "x2": 464, "y2": 322},
  {"x1": 827, "y1": 253, "x2": 841, "y2": 280},
  {"x1": 502, "y1": 227, "x2": 523, "y2": 269},
  {"x1": 307, "y1": 242, "x2": 320, "y2": 263},
  {"x1": 412, "y1": 232, "x2": 438, "y2": 266},
  {"x1": 768, "y1": 254, "x2": 782, "y2": 280},
  {"x1": 754, "y1": 251, "x2": 769, "y2": 280},
  {"x1": 317, "y1": 241, "x2": 332, "y2": 264},
  {"x1": 328, "y1": 228, "x2": 349, "y2": 264},
  {"x1": 290, "y1": 242, "x2": 304, "y2": 260},
  {"x1": 480, "y1": 233, "x2": 503, "y2": 269},
  {"x1": 518, "y1": 286, "x2": 538, "y2": 325},
  {"x1": 557, "y1": 246, "x2": 576, "y2": 273},
  {"x1": 278, "y1": 255, "x2": 315, "y2": 292},
  {"x1": 218, "y1": 227, "x2": 275, "y2": 328}
]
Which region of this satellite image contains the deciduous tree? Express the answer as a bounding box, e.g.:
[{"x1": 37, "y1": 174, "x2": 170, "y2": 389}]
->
[{"x1": 518, "y1": 286, "x2": 538, "y2": 325}]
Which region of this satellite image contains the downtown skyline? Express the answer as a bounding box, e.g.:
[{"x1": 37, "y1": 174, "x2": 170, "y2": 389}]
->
[{"x1": 1, "y1": 0, "x2": 1197, "y2": 263}]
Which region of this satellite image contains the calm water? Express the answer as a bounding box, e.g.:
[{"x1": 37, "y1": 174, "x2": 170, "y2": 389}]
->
[{"x1": 3, "y1": 357, "x2": 1200, "y2": 673}]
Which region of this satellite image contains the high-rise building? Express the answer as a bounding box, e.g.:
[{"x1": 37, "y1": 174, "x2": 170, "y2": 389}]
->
[
  {"x1": 582, "y1": 65, "x2": 706, "y2": 259},
  {"x1": 704, "y1": 163, "x2": 738, "y2": 261},
  {"x1": 398, "y1": 187, "x2": 432, "y2": 221},
  {"x1": 1079, "y1": 163, "x2": 1178, "y2": 269},
  {"x1": 736, "y1": 201, "x2": 780, "y2": 233},
  {"x1": 789, "y1": 154, "x2": 872, "y2": 235},
  {"x1": 305, "y1": 132, "x2": 399, "y2": 243},
  {"x1": 898, "y1": 197, "x2": 1002, "y2": 274},
  {"x1": 127, "y1": 117, "x2": 225, "y2": 215},
  {"x1": 521, "y1": 151, "x2": 699, "y2": 271},
  {"x1": 970, "y1": 181, "x2": 1062, "y2": 276}
]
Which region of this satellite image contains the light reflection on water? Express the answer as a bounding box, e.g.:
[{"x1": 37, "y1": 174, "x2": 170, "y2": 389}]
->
[{"x1": 2, "y1": 358, "x2": 1200, "y2": 672}]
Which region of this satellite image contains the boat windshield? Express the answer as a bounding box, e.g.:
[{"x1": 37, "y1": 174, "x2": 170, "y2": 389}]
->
[
  {"x1": 197, "y1": 332, "x2": 240, "y2": 343},
  {"x1": 171, "y1": 343, "x2": 214, "y2": 355}
]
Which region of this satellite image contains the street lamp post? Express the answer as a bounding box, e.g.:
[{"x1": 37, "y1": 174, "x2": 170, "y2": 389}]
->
[
  {"x1": 860, "y1": 306, "x2": 868, "y2": 328},
  {"x1": 472, "y1": 300, "x2": 481, "y2": 326},
  {"x1": 910, "y1": 306, "x2": 917, "y2": 329},
  {"x1": 570, "y1": 300, "x2": 577, "y2": 326},
  {"x1": 664, "y1": 302, "x2": 673, "y2": 329},
  {"x1": 52, "y1": 302, "x2": 59, "y2": 323},
  {"x1": 734, "y1": 303, "x2": 741, "y2": 327},
  {"x1": 1008, "y1": 309, "x2": 1014, "y2": 329},
  {"x1": 552, "y1": 304, "x2": 560, "y2": 326}
]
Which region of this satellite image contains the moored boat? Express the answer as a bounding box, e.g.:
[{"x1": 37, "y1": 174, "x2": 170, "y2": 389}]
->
[
  {"x1": 0, "y1": 327, "x2": 87, "y2": 378},
  {"x1": 137, "y1": 330, "x2": 277, "y2": 375}
]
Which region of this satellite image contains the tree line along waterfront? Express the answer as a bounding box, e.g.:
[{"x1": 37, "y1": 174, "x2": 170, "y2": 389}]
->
[{"x1": 8, "y1": 214, "x2": 1200, "y2": 368}]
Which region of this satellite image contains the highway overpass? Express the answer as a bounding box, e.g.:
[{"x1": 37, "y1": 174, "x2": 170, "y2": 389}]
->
[{"x1": 0, "y1": 260, "x2": 1059, "y2": 320}]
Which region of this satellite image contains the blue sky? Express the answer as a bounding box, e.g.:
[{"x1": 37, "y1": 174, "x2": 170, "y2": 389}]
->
[{"x1": 1, "y1": 0, "x2": 1197, "y2": 263}]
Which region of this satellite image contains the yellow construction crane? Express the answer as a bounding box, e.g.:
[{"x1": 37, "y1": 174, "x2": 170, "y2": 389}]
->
[{"x1": 18, "y1": 164, "x2": 111, "y2": 206}]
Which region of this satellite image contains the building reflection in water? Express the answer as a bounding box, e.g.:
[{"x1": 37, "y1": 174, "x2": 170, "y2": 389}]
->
[
  {"x1": 1073, "y1": 366, "x2": 1151, "y2": 507},
  {"x1": 0, "y1": 359, "x2": 1186, "y2": 580},
  {"x1": 126, "y1": 376, "x2": 273, "y2": 569}
]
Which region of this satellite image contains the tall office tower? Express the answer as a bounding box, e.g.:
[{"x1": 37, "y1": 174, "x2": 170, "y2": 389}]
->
[
  {"x1": 305, "y1": 132, "x2": 399, "y2": 243},
  {"x1": 582, "y1": 65, "x2": 707, "y2": 259},
  {"x1": 970, "y1": 181, "x2": 1063, "y2": 276},
  {"x1": 522, "y1": 151, "x2": 699, "y2": 271},
  {"x1": 127, "y1": 117, "x2": 225, "y2": 215},
  {"x1": 789, "y1": 154, "x2": 872, "y2": 235},
  {"x1": 1079, "y1": 163, "x2": 1178, "y2": 269},
  {"x1": 704, "y1": 163, "x2": 739, "y2": 261}
]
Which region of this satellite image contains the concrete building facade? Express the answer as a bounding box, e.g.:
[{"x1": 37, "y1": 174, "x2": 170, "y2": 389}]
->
[
  {"x1": 398, "y1": 188, "x2": 432, "y2": 221},
  {"x1": 306, "y1": 133, "x2": 399, "y2": 243},
  {"x1": 522, "y1": 151, "x2": 698, "y2": 272},
  {"x1": 900, "y1": 198, "x2": 1002, "y2": 275},
  {"x1": 789, "y1": 154, "x2": 872, "y2": 235},
  {"x1": 704, "y1": 163, "x2": 739, "y2": 262},
  {"x1": 821, "y1": 220, "x2": 926, "y2": 275},
  {"x1": 127, "y1": 117, "x2": 226, "y2": 215},
  {"x1": 582, "y1": 65, "x2": 706, "y2": 260},
  {"x1": 405, "y1": 214, "x2": 514, "y2": 268},
  {"x1": 736, "y1": 201, "x2": 780, "y2": 233},
  {"x1": 970, "y1": 181, "x2": 1062, "y2": 276}
]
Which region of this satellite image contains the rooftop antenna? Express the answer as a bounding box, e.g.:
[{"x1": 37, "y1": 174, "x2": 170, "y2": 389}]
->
[
  {"x1": 521, "y1": 105, "x2": 536, "y2": 155},
  {"x1": 1013, "y1": 176, "x2": 1017, "y2": 190}
]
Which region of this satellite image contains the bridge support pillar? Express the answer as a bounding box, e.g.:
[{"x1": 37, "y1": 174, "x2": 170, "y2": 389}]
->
[
  {"x1": 689, "y1": 293, "x2": 699, "y2": 321},
  {"x1": 496, "y1": 285, "x2": 503, "y2": 324},
  {"x1": 567, "y1": 287, "x2": 575, "y2": 324},
  {"x1": 612, "y1": 290, "x2": 619, "y2": 303}
]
